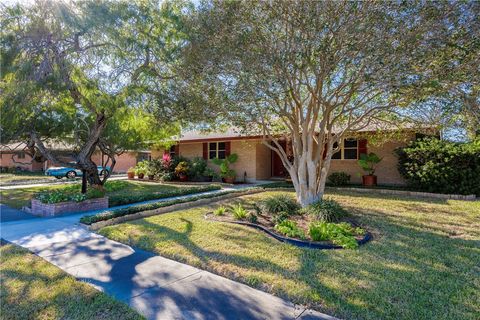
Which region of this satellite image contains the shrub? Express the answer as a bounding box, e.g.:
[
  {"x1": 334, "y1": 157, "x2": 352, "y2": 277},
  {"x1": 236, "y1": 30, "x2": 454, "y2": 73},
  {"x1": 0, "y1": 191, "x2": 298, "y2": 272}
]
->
[
  {"x1": 396, "y1": 138, "x2": 480, "y2": 195},
  {"x1": 274, "y1": 220, "x2": 305, "y2": 239},
  {"x1": 358, "y1": 152, "x2": 382, "y2": 175},
  {"x1": 213, "y1": 206, "x2": 226, "y2": 216},
  {"x1": 108, "y1": 185, "x2": 221, "y2": 207},
  {"x1": 328, "y1": 172, "x2": 351, "y2": 186},
  {"x1": 271, "y1": 211, "x2": 290, "y2": 225},
  {"x1": 175, "y1": 161, "x2": 189, "y2": 176},
  {"x1": 86, "y1": 188, "x2": 106, "y2": 199},
  {"x1": 232, "y1": 204, "x2": 248, "y2": 220},
  {"x1": 246, "y1": 212, "x2": 257, "y2": 223},
  {"x1": 300, "y1": 198, "x2": 347, "y2": 222},
  {"x1": 190, "y1": 157, "x2": 208, "y2": 180},
  {"x1": 211, "y1": 154, "x2": 238, "y2": 178},
  {"x1": 261, "y1": 194, "x2": 299, "y2": 216},
  {"x1": 308, "y1": 221, "x2": 364, "y2": 249}
]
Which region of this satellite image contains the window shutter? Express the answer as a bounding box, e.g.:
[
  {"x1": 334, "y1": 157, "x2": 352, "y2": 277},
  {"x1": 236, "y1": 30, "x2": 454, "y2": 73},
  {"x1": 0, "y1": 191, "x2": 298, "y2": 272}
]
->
[
  {"x1": 358, "y1": 139, "x2": 367, "y2": 158},
  {"x1": 203, "y1": 143, "x2": 208, "y2": 160},
  {"x1": 225, "y1": 141, "x2": 231, "y2": 157},
  {"x1": 174, "y1": 144, "x2": 180, "y2": 156}
]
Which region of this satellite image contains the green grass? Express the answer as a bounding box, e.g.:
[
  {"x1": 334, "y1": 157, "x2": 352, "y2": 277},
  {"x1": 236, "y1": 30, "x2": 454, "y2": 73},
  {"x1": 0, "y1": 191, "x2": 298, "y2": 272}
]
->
[
  {"x1": 0, "y1": 180, "x2": 217, "y2": 209},
  {"x1": 0, "y1": 172, "x2": 54, "y2": 184},
  {"x1": 99, "y1": 190, "x2": 480, "y2": 320},
  {"x1": 0, "y1": 242, "x2": 143, "y2": 320}
]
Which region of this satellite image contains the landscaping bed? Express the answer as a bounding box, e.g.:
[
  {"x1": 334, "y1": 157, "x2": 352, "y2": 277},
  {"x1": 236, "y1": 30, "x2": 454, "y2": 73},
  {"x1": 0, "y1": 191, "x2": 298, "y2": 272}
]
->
[
  {"x1": 204, "y1": 194, "x2": 371, "y2": 249},
  {"x1": 0, "y1": 241, "x2": 143, "y2": 320},
  {"x1": 98, "y1": 190, "x2": 480, "y2": 320}
]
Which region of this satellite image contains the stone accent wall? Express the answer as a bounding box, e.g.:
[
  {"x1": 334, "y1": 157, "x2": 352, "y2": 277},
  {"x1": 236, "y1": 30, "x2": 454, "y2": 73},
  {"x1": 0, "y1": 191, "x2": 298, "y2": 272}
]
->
[{"x1": 31, "y1": 197, "x2": 109, "y2": 217}]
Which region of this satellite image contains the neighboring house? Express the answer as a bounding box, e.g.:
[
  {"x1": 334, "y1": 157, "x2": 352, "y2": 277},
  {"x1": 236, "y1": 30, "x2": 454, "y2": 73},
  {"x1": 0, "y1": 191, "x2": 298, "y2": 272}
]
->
[
  {"x1": 0, "y1": 142, "x2": 150, "y2": 173},
  {"x1": 151, "y1": 127, "x2": 435, "y2": 185}
]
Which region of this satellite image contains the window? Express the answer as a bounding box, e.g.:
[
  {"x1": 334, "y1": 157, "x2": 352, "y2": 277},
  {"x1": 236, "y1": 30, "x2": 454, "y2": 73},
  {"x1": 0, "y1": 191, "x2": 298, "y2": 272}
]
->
[
  {"x1": 209, "y1": 142, "x2": 226, "y2": 159},
  {"x1": 331, "y1": 138, "x2": 358, "y2": 160},
  {"x1": 17, "y1": 152, "x2": 26, "y2": 159},
  {"x1": 169, "y1": 145, "x2": 176, "y2": 157}
]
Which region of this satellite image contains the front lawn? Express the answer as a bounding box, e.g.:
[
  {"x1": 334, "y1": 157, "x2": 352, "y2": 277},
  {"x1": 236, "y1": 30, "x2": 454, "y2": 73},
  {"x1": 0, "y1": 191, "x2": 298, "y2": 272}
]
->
[
  {"x1": 0, "y1": 172, "x2": 54, "y2": 184},
  {"x1": 0, "y1": 242, "x2": 143, "y2": 320},
  {"x1": 0, "y1": 180, "x2": 220, "y2": 209},
  {"x1": 99, "y1": 190, "x2": 480, "y2": 320}
]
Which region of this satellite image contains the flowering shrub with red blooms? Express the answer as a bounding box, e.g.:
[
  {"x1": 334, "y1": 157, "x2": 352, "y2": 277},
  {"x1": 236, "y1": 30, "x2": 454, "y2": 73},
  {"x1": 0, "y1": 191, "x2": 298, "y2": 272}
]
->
[{"x1": 162, "y1": 153, "x2": 172, "y2": 170}]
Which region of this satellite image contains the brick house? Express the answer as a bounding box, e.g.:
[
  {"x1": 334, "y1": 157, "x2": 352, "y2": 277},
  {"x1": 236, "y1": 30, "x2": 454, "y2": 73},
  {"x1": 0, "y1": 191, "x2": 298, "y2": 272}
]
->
[
  {"x1": 151, "y1": 127, "x2": 432, "y2": 185},
  {"x1": 0, "y1": 142, "x2": 150, "y2": 173}
]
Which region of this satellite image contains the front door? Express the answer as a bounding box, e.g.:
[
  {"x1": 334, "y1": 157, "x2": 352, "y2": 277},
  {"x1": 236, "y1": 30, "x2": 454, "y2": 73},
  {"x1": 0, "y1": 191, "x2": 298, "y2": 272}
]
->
[{"x1": 271, "y1": 140, "x2": 287, "y2": 177}]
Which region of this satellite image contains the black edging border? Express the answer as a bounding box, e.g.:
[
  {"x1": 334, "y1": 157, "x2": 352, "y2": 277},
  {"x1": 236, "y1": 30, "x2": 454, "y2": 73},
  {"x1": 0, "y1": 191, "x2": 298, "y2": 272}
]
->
[{"x1": 205, "y1": 215, "x2": 372, "y2": 250}]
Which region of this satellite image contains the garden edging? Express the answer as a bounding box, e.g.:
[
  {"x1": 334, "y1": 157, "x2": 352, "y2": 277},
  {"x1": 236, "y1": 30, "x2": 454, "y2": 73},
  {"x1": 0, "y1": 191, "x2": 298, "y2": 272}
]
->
[
  {"x1": 204, "y1": 214, "x2": 372, "y2": 249},
  {"x1": 85, "y1": 188, "x2": 264, "y2": 230}
]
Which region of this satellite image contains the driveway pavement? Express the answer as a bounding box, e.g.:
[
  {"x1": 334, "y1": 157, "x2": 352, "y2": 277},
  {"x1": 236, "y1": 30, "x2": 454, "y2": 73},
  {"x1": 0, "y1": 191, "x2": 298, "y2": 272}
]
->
[{"x1": 0, "y1": 189, "x2": 336, "y2": 320}]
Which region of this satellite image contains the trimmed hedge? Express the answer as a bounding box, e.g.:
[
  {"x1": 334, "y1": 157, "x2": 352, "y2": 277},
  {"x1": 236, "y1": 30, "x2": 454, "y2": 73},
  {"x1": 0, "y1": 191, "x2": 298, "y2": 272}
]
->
[
  {"x1": 108, "y1": 184, "x2": 221, "y2": 207},
  {"x1": 396, "y1": 138, "x2": 480, "y2": 196},
  {"x1": 80, "y1": 188, "x2": 257, "y2": 225}
]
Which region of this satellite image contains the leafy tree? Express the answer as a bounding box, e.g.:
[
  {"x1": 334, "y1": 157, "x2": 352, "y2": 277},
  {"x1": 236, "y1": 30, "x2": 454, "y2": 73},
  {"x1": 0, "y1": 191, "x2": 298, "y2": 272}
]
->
[
  {"x1": 0, "y1": 0, "x2": 182, "y2": 190},
  {"x1": 184, "y1": 1, "x2": 474, "y2": 206}
]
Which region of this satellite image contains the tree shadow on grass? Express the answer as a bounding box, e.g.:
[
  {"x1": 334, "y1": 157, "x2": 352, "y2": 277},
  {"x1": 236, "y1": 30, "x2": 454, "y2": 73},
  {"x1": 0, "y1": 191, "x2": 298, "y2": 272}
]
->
[{"x1": 112, "y1": 204, "x2": 480, "y2": 320}]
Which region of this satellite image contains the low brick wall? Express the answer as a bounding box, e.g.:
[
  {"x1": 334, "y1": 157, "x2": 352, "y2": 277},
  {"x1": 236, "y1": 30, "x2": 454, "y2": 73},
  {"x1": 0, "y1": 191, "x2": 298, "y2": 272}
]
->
[{"x1": 31, "y1": 197, "x2": 109, "y2": 217}]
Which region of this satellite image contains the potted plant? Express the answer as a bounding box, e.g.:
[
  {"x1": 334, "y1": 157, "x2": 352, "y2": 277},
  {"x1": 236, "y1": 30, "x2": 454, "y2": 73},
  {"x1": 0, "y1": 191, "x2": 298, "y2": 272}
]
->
[
  {"x1": 135, "y1": 163, "x2": 146, "y2": 179},
  {"x1": 202, "y1": 167, "x2": 217, "y2": 182},
  {"x1": 175, "y1": 161, "x2": 189, "y2": 181},
  {"x1": 357, "y1": 152, "x2": 382, "y2": 186},
  {"x1": 212, "y1": 153, "x2": 238, "y2": 184},
  {"x1": 127, "y1": 167, "x2": 135, "y2": 180},
  {"x1": 146, "y1": 168, "x2": 155, "y2": 180}
]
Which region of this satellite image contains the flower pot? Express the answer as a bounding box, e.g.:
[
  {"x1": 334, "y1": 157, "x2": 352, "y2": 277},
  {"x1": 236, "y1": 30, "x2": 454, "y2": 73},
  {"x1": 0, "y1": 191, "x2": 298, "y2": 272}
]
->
[
  {"x1": 127, "y1": 172, "x2": 135, "y2": 180},
  {"x1": 362, "y1": 175, "x2": 377, "y2": 187},
  {"x1": 148, "y1": 175, "x2": 154, "y2": 180},
  {"x1": 138, "y1": 173, "x2": 145, "y2": 180},
  {"x1": 179, "y1": 173, "x2": 188, "y2": 182},
  {"x1": 223, "y1": 176, "x2": 235, "y2": 184}
]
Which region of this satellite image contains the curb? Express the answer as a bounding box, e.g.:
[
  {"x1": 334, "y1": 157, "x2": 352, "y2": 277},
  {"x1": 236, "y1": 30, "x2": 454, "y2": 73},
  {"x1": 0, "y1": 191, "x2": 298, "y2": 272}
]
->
[{"x1": 85, "y1": 188, "x2": 264, "y2": 230}]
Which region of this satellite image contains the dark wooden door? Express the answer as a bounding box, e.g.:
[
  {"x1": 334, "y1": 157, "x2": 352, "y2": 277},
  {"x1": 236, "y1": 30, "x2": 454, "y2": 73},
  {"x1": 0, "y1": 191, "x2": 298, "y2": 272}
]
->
[{"x1": 271, "y1": 140, "x2": 287, "y2": 177}]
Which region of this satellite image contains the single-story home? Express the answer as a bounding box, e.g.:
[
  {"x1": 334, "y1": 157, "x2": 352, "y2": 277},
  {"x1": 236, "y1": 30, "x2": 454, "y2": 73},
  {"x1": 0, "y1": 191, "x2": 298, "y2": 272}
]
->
[
  {"x1": 151, "y1": 127, "x2": 436, "y2": 185},
  {"x1": 0, "y1": 142, "x2": 150, "y2": 173}
]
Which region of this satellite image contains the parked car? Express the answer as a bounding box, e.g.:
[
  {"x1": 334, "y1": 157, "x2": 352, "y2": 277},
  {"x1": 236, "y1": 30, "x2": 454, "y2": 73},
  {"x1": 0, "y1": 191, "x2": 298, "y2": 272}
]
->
[{"x1": 45, "y1": 164, "x2": 111, "y2": 179}]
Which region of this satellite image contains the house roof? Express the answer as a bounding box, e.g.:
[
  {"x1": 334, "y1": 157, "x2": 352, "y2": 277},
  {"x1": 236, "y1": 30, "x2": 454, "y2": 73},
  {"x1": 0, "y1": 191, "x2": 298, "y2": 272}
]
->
[{"x1": 176, "y1": 122, "x2": 437, "y2": 143}]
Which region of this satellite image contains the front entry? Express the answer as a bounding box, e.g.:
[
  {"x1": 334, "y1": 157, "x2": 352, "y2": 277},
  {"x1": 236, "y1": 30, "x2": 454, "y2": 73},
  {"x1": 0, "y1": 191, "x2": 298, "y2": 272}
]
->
[{"x1": 271, "y1": 140, "x2": 287, "y2": 177}]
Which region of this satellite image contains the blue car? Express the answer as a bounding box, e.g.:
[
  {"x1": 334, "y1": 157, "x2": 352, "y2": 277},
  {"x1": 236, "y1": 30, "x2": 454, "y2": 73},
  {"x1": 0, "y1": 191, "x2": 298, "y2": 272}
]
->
[{"x1": 45, "y1": 164, "x2": 110, "y2": 179}]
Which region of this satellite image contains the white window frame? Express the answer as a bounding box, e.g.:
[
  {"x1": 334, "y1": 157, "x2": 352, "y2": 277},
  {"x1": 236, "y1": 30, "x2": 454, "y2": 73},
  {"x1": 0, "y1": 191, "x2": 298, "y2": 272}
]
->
[{"x1": 208, "y1": 142, "x2": 226, "y2": 159}]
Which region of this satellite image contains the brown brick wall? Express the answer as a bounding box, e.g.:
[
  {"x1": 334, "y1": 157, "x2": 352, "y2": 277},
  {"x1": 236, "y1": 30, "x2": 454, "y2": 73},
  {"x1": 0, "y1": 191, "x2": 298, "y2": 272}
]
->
[{"x1": 31, "y1": 197, "x2": 109, "y2": 217}]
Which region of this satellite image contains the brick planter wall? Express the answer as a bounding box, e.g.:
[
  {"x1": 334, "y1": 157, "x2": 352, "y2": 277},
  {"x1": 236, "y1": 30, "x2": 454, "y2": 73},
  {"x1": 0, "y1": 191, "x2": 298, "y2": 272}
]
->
[{"x1": 31, "y1": 197, "x2": 109, "y2": 217}]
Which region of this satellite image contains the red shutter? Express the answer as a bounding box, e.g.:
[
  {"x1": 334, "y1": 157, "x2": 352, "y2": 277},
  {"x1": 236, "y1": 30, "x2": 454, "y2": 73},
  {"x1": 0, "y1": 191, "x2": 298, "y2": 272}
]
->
[
  {"x1": 174, "y1": 144, "x2": 180, "y2": 156},
  {"x1": 225, "y1": 141, "x2": 231, "y2": 157},
  {"x1": 358, "y1": 139, "x2": 367, "y2": 158},
  {"x1": 203, "y1": 143, "x2": 208, "y2": 160}
]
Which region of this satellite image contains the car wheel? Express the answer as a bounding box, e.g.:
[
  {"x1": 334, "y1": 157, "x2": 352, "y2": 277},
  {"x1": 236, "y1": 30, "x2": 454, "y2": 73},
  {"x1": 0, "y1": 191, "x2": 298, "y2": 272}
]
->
[
  {"x1": 101, "y1": 169, "x2": 110, "y2": 177},
  {"x1": 55, "y1": 176, "x2": 63, "y2": 179},
  {"x1": 66, "y1": 171, "x2": 77, "y2": 179}
]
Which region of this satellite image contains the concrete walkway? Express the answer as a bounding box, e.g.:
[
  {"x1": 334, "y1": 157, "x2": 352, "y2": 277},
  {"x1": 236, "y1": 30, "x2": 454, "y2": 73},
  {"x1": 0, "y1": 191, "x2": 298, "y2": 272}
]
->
[{"x1": 0, "y1": 190, "x2": 336, "y2": 320}]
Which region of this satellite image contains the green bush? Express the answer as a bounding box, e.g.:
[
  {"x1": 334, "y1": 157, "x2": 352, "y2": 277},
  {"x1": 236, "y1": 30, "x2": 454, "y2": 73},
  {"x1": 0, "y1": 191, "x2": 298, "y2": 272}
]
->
[
  {"x1": 246, "y1": 212, "x2": 257, "y2": 223},
  {"x1": 232, "y1": 203, "x2": 248, "y2": 220},
  {"x1": 213, "y1": 206, "x2": 226, "y2": 216},
  {"x1": 309, "y1": 221, "x2": 364, "y2": 249},
  {"x1": 300, "y1": 198, "x2": 347, "y2": 222},
  {"x1": 327, "y1": 172, "x2": 351, "y2": 186},
  {"x1": 396, "y1": 138, "x2": 480, "y2": 195},
  {"x1": 190, "y1": 157, "x2": 208, "y2": 180},
  {"x1": 274, "y1": 219, "x2": 305, "y2": 239},
  {"x1": 108, "y1": 185, "x2": 221, "y2": 207},
  {"x1": 261, "y1": 194, "x2": 299, "y2": 216},
  {"x1": 271, "y1": 211, "x2": 290, "y2": 225}
]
